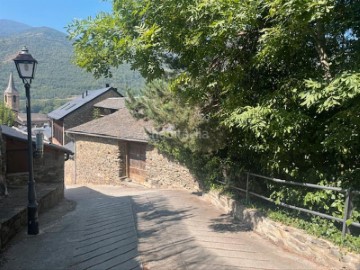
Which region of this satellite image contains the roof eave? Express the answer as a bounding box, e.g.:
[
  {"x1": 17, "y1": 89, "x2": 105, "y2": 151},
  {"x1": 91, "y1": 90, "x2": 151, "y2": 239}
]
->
[{"x1": 66, "y1": 130, "x2": 148, "y2": 143}]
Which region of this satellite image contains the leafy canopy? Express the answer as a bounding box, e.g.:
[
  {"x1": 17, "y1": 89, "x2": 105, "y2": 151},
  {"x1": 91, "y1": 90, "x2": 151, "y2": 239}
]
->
[{"x1": 68, "y1": 0, "x2": 360, "y2": 192}]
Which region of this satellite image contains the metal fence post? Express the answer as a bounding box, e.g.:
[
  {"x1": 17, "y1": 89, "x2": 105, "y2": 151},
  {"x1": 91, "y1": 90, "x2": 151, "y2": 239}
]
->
[
  {"x1": 342, "y1": 188, "x2": 352, "y2": 238},
  {"x1": 246, "y1": 172, "x2": 250, "y2": 203}
]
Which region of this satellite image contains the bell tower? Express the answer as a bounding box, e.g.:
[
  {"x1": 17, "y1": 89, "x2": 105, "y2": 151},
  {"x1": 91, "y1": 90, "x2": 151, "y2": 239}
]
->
[{"x1": 4, "y1": 72, "x2": 20, "y2": 114}]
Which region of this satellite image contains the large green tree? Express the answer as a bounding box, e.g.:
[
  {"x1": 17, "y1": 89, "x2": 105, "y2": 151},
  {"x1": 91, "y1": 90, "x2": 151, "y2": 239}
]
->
[{"x1": 68, "y1": 0, "x2": 360, "y2": 191}]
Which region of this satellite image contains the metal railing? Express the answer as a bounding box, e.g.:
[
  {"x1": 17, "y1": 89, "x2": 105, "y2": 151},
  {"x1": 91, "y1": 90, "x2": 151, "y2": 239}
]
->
[{"x1": 217, "y1": 172, "x2": 360, "y2": 237}]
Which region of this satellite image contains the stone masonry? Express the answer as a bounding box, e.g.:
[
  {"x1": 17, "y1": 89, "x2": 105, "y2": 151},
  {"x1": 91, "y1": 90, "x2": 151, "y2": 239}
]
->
[
  {"x1": 6, "y1": 149, "x2": 65, "y2": 186},
  {"x1": 34, "y1": 148, "x2": 66, "y2": 184},
  {"x1": 145, "y1": 146, "x2": 200, "y2": 191},
  {"x1": 203, "y1": 189, "x2": 360, "y2": 270},
  {"x1": 65, "y1": 136, "x2": 200, "y2": 191},
  {"x1": 6, "y1": 147, "x2": 67, "y2": 187},
  {"x1": 0, "y1": 183, "x2": 64, "y2": 250},
  {"x1": 68, "y1": 135, "x2": 125, "y2": 185}
]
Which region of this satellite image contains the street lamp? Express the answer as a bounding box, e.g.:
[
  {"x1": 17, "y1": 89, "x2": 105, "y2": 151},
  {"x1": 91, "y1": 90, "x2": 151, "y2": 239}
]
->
[{"x1": 13, "y1": 46, "x2": 39, "y2": 235}]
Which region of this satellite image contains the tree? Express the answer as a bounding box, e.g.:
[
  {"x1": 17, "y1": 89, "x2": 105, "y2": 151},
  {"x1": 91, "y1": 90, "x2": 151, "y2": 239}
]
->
[
  {"x1": 68, "y1": 0, "x2": 360, "y2": 192},
  {"x1": 0, "y1": 103, "x2": 15, "y2": 126}
]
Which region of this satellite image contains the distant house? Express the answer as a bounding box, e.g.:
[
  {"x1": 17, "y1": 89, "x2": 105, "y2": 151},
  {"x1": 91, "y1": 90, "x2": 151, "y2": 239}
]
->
[
  {"x1": 1, "y1": 125, "x2": 72, "y2": 186},
  {"x1": 3, "y1": 73, "x2": 49, "y2": 127},
  {"x1": 47, "y1": 86, "x2": 122, "y2": 146},
  {"x1": 65, "y1": 103, "x2": 199, "y2": 190},
  {"x1": 16, "y1": 113, "x2": 49, "y2": 128}
]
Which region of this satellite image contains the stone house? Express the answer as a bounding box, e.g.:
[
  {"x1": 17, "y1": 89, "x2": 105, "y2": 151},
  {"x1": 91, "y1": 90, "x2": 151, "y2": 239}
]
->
[
  {"x1": 1, "y1": 125, "x2": 73, "y2": 187},
  {"x1": 47, "y1": 86, "x2": 122, "y2": 146},
  {"x1": 65, "y1": 101, "x2": 199, "y2": 190}
]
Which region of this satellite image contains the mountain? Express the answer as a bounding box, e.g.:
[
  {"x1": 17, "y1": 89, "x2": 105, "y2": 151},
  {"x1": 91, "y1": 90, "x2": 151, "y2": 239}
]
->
[
  {"x1": 0, "y1": 20, "x2": 144, "y2": 113},
  {"x1": 0, "y1": 20, "x2": 33, "y2": 37}
]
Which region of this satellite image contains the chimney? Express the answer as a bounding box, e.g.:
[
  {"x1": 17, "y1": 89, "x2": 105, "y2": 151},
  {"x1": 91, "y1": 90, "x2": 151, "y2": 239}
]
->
[
  {"x1": 106, "y1": 83, "x2": 110, "y2": 87},
  {"x1": 82, "y1": 93, "x2": 84, "y2": 98},
  {"x1": 86, "y1": 90, "x2": 88, "y2": 96}
]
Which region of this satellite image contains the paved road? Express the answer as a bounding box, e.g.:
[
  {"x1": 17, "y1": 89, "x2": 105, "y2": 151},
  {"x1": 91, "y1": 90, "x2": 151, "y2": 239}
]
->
[{"x1": 1, "y1": 184, "x2": 321, "y2": 270}]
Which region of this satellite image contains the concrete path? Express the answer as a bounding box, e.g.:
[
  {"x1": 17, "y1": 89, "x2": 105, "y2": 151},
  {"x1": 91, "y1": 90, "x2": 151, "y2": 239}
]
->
[{"x1": 0, "y1": 184, "x2": 321, "y2": 270}]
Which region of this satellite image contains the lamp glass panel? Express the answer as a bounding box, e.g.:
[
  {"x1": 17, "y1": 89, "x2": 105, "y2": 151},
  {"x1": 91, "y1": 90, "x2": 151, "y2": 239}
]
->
[{"x1": 17, "y1": 61, "x2": 35, "y2": 78}]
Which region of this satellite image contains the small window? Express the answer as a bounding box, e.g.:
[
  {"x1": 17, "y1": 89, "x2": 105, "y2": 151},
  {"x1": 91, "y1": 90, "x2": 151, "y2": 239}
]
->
[
  {"x1": 13, "y1": 96, "x2": 16, "y2": 103},
  {"x1": 5, "y1": 96, "x2": 7, "y2": 103}
]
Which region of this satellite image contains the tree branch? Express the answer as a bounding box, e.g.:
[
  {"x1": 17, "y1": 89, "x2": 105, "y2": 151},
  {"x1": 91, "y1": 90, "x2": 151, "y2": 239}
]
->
[{"x1": 313, "y1": 22, "x2": 332, "y2": 81}]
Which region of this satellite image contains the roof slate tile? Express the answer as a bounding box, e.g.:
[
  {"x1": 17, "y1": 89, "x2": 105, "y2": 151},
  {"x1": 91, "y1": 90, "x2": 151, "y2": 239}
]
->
[{"x1": 66, "y1": 108, "x2": 154, "y2": 142}]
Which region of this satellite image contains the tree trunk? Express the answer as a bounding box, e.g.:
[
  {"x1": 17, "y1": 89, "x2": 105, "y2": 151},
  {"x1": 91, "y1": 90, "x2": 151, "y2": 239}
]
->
[{"x1": 313, "y1": 22, "x2": 332, "y2": 81}]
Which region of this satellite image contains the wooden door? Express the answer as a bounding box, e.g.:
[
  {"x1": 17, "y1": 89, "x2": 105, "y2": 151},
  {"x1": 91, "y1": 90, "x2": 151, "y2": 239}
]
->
[{"x1": 128, "y1": 142, "x2": 147, "y2": 183}]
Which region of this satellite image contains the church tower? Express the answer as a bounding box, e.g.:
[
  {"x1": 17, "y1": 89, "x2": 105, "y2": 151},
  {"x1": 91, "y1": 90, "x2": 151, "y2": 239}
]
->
[{"x1": 4, "y1": 72, "x2": 20, "y2": 114}]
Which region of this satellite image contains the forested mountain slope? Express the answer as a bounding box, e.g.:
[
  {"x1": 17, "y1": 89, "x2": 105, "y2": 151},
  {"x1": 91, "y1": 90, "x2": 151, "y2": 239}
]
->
[{"x1": 0, "y1": 19, "x2": 144, "y2": 112}]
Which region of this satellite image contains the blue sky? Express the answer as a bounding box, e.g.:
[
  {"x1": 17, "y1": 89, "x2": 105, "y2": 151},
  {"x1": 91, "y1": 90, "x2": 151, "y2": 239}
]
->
[{"x1": 0, "y1": 0, "x2": 112, "y2": 33}]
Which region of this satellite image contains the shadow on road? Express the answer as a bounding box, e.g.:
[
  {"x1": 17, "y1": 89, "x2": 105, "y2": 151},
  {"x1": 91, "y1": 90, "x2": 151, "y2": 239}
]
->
[
  {"x1": 1, "y1": 185, "x2": 319, "y2": 270},
  {"x1": 209, "y1": 214, "x2": 251, "y2": 233}
]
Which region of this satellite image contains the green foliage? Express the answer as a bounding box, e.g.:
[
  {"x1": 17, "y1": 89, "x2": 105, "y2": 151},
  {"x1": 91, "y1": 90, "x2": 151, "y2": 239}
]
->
[
  {"x1": 239, "y1": 197, "x2": 360, "y2": 253},
  {"x1": 267, "y1": 209, "x2": 360, "y2": 253},
  {"x1": 93, "y1": 108, "x2": 101, "y2": 119},
  {"x1": 126, "y1": 80, "x2": 228, "y2": 190},
  {"x1": 22, "y1": 98, "x2": 71, "y2": 114},
  {"x1": 126, "y1": 80, "x2": 227, "y2": 153},
  {"x1": 300, "y1": 73, "x2": 360, "y2": 113},
  {"x1": 69, "y1": 0, "x2": 360, "y2": 238},
  {"x1": 0, "y1": 102, "x2": 15, "y2": 126}
]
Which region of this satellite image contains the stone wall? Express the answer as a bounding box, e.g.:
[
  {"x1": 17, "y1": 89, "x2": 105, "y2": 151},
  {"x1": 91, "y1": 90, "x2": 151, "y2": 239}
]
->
[
  {"x1": 145, "y1": 146, "x2": 200, "y2": 191},
  {"x1": 65, "y1": 158, "x2": 75, "y2": 185},
  {"x1": 63, "y1": 89, "x2": 120, "y2": 145},
  {"x1": 66, "y1": 136, "x2": 200, "y2": 191},
  {"x1": 71, "y1": 135, "x2": 125, "y2": 185},
  {"x1": 6, "y1": 147, "x2": 67, "y2": 186},
  {"x1": 203, "y1": 190, "x2": 360, "y2": 270},
  {"x1": 6, "y1": 149, "x2": 65, "y2": 186},
  {"x1": 34, "y1": 148, "x2": 65, "y2": 183},
  {"x1": 5, "y1": 173, "x2": 28, "y2": 186},
  {"x1": 0, "y1": 183, "x2": 63, "y2": 250}
]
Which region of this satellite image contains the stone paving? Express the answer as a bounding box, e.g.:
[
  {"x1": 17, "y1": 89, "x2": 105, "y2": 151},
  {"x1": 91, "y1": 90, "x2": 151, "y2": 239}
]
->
[{"x1": 0, "y1": 184, "x2": 322, "y2": 270}]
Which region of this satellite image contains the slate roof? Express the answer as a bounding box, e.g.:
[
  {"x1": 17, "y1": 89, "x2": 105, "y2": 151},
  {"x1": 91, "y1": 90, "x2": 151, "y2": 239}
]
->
[
  {"x1": 1, "y1": 125, "x2": 73, "y2": 154},
  {"x1": 66, "y1": 108, "x2": 154, "y2": 142},
  {"x1": 1, "y1": 125, "x2": 27, "y2": 141},
  {"x1": 47, "y1": 87, "x2": 121, "y2": 120},
  {"x1": 17, "y1": 112, "x2": 49, "y2": 125},
  {"x1": 94, "y1": 97, "x2": 127, "y2": 110}
]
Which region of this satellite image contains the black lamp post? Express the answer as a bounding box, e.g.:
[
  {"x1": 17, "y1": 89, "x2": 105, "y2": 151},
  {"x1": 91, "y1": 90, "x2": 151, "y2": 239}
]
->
[{"x1": 13, "y1": 46, "x2": 39, "y2": 235}]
